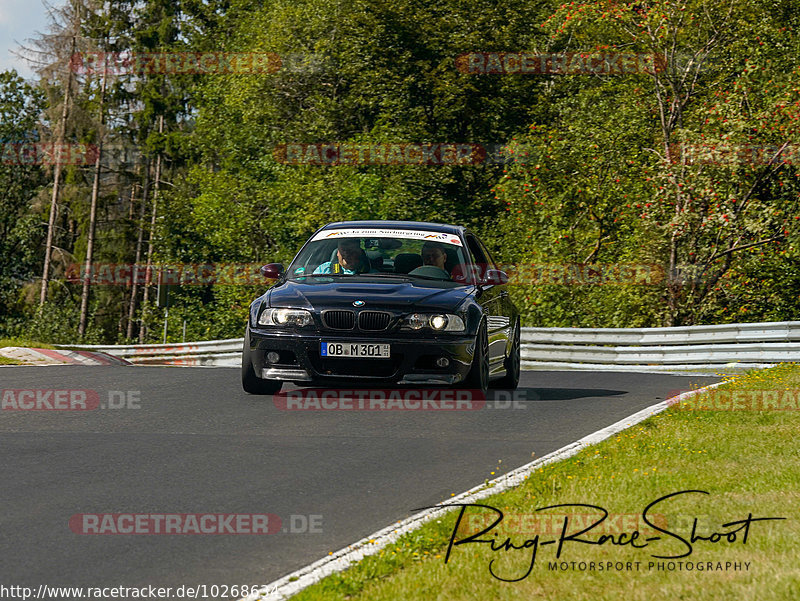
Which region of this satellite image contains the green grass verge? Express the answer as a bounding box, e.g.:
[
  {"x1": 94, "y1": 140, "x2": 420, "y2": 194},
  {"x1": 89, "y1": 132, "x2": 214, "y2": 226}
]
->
[
  {"x1": 0, "y1": 338, "x2": 55, "y2": 364},
  {"x1": 0, "y1": 338, "x2": 56, "y2": 350},
  {"x1": 291, "y1": 365, "x2": 800, "y2": 601}
]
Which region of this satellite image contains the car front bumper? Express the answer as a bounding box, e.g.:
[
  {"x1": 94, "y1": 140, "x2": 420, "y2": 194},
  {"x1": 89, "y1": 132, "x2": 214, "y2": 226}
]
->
[{"x1": 247, "y1": 328, "x2": 476, "y2": 385}]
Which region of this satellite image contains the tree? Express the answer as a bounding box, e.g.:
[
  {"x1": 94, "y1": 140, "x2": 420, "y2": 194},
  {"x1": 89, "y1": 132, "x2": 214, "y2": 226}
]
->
[
  {"x1": 0, "y1": 71, "x2": 47, "y2": 334},
  {"x1": 495, "y1": 0, "x2": 800, "y2": 326},
  {"x1": 36, "y1": 0, "x2": 82, "y2": 306}
]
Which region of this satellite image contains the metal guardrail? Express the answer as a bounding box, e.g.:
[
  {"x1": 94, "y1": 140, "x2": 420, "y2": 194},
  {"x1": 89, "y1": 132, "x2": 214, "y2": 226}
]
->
[
  {"x1": 63, "y1": 338, "x2": 243, "y2": 367},
  {"x1": 523, "y1": 321, "x2": 800, "y2": 345},
  {"x1": 519, "y1": 321, "x2": 800, "y2": 372},
  {"x1": 62, "y1": 321, "x2": 800, "y2": 372}
]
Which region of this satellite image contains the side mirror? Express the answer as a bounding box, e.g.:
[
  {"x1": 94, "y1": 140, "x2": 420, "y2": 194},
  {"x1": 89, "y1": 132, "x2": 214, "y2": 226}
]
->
[
  {"x1": 481, "y1": 269, "x2": 509, "y2": 286},
  {"x1": 260, "y1": 263, "x2": 284, "y2": 280}
]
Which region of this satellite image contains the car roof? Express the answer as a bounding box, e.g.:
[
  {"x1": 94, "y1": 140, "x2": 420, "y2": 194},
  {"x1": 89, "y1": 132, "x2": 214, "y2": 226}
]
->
[{"x1": 320, "y1": 220, "x2": 466, "y2": 236}]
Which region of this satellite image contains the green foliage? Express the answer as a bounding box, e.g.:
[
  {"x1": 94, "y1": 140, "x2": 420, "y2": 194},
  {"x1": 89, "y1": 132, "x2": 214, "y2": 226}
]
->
[
  {"x1": 184, "y1": 0, "x2": 549, "y2": 254},
  {"x1": 0, "y1": 71, "x2": 48, "y2": 332},
  {"x1": 22, "y1": 300, "x2": 106, "y2": 344},
  {"x1": 4, "y1": 0, "x2": 800, "y2": 341},
  {"x1": 493, "y1": 0, "x2": 800, "y2": 326}
]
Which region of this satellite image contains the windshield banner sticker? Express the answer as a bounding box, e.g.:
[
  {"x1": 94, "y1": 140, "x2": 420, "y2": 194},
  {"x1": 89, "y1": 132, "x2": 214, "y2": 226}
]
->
[{"x1": 311, "y1": 229, "x2": 463, "y2": 246}]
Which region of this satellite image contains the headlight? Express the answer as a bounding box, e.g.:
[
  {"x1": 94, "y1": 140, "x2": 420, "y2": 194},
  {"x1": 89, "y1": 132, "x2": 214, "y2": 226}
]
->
[
  {"x1": 434, "y1": 314, "x2": 466, "y2": 332},
  {"x1": 401, "y1": 313, "x2": 465, "y2": 333},
  {"x1": 258, "y1": 308, "x2": 314, "y2": 327},
  {"x1": 430, "y1": 315, "x2": 448, "y2": 330}
]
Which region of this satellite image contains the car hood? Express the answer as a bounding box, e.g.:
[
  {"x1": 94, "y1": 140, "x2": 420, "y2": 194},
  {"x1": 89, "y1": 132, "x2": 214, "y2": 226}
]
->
[{"x1": 266, "y1": 278, "x2": 472, "y2": 312}]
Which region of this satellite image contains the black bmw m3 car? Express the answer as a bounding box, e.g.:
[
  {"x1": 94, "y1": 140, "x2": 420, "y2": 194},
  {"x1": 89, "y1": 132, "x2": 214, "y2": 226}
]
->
[{"x1": 242, "y1": 221, "x2": 520, "y2": 394}]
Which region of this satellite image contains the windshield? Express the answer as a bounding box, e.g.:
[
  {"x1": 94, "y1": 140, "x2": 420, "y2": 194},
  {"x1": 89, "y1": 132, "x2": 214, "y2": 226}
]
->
[{"x1": 287, "y1": 228, "x2": 468, "y2": 284}]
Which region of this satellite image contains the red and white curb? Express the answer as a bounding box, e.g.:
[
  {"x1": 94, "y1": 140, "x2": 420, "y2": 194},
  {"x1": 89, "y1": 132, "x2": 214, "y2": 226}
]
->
[
  {"x1": 243, "y1": 381, "x2": 724, "y2": 601},
  {"x1": 0, "y1": 347, "x2": 131, "y2": 366}
]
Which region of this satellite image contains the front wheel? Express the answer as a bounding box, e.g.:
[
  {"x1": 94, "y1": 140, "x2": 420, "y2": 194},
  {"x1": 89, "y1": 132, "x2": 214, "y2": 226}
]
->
[
  {"x1": 465, "y1": 320, "x2": 489, "y2": 394},
  {"x1": 242, "y1": 329, "x2": 283, "y2": 395},
  {"x1": 492, "y1": 318, "x2": 520, "y2": 390}
]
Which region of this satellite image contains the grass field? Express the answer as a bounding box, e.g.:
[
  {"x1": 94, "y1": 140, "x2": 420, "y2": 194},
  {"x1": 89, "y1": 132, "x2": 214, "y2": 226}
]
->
[
  {"x1": 0, "y1": 338, "x2": 55, "y2": 350},
  {"x1": 289, "y1": 365, "x2": 800, "y2": 601}
]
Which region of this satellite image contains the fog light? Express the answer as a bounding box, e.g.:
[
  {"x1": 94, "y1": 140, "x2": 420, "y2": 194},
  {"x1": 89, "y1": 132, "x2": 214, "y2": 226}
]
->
[
  {"x1": 266, "y1": 351, "x2": 280, "y2": 363},
  {"x1": 436, "y1": 357, "x2": 450, "y2": 368}
]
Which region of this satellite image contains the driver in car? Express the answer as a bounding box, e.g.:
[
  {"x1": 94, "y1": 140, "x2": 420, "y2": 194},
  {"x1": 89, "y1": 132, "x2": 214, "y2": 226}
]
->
[
  {"x1": 408, "y1": 241, "x2": 451, "y2": 279},
  {"x1": 313, "y1": 238, "x2": 376, "y2": 274}
]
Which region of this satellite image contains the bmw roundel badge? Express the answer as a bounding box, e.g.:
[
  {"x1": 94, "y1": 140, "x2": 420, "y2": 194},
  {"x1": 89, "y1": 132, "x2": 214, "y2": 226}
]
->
[{"x1": 353, "y1": 300, "x2": 365, "y2": 307}]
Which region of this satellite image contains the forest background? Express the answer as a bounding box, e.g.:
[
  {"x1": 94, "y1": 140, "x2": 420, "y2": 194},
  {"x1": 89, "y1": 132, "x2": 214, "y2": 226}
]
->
[{"x1": 2, "y1": 0, "x2": 799, "y2": 344}]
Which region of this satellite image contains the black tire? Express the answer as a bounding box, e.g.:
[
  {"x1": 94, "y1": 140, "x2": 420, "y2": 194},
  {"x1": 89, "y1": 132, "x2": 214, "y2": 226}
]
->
[
  {"x1": 492, "y1": 318, "x2": 520, "y2": 390},
  {"x1": 465, "y1": 319, "x2": 489, "y2": 394},
  {"x1": 241, "y1": 329, "x2": 283, "y2": 395}
]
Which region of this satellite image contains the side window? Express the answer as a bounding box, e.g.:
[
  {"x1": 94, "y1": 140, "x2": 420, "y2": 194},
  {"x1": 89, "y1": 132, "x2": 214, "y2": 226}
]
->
[
  {"x1": 476, "y1": 238, "x2": 498, "y2": 271},
  {"x1": 466, "y1": 236, "x2": 486, "y2": 265},
  {"x1": 459, "y1": 235, "x2": 488, "y2": 283}
]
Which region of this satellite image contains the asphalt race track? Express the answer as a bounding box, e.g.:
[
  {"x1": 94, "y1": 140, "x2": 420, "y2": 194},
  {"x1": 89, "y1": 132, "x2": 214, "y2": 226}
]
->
[{"x1": 0, "y1": 366, "x2": 719, "y2": 596}]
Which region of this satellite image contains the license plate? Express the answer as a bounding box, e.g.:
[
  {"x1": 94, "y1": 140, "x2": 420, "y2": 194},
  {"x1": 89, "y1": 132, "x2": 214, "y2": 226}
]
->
[{"x1": 321, "y1": 342, "x2": 390, "y2": 358}]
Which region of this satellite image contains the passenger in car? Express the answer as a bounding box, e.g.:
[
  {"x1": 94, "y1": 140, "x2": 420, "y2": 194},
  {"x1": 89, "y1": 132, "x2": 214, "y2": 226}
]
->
[{"x1": 313, "y1": 239, "x2": 376, "y2": 274}]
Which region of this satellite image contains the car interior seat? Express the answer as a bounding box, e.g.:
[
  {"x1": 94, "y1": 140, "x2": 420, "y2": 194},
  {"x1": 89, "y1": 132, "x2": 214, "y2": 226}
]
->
[
  {"x1": 394, "y1": 253, "x2": 423, "y2": 274},
  {"x1": 365, "y1": 251, "x2": 384, "y2": 270},
  {"x1": 444, "y1": 247, "x2": 459, "y2": 273}
]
